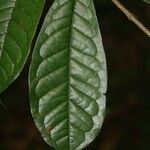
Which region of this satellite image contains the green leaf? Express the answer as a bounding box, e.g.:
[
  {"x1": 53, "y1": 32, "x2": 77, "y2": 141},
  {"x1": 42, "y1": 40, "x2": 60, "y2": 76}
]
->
[
  {"x1": 29, "y1": 0, "x2": 107, "y2": 149},
  {"x1": 0, "y1": 0, "x2": 45, "y2": 93},
  {"x1": 143, "y1": 0, "x2": 150, "y2": 4}
]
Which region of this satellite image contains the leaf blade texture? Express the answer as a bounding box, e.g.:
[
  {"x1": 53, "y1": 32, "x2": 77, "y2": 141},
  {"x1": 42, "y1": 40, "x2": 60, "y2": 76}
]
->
[
  {"x1": 143, "y1": 0, "x2": 150, "y2": 4},
  {"x1": 30, "y1": 0, "x2": 107, "y2": 149},
  {"x1": 0, "y1": 0, "x2": 45, "y2": 93}
]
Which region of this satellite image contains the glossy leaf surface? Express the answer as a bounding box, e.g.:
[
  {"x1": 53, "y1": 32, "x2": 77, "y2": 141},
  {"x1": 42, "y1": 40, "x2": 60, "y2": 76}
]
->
[
  {"x1": 143, "y1": 0, "x2": 150, "y2": 4},
  {"x1": 0, "y1": 0, "x2": 45, "y2": 93},
  {"x1": 30, "y1": 0, "x2": 107, "y2": 149}
]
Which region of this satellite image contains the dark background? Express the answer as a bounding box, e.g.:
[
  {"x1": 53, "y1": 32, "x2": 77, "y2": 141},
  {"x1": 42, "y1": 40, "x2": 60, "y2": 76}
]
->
[{"x1": 0, "y1": 0, "x2": 150, "y2": 149}]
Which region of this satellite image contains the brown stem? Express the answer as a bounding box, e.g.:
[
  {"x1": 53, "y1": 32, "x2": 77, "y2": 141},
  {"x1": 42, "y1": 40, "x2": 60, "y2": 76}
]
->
[{"x1": 111, "y1": 0, "x2": 150, "y2": 37}]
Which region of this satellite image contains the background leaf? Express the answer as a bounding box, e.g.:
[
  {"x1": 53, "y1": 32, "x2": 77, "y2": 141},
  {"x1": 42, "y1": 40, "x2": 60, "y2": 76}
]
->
[
  {"x1": 30, "y1": 0, "x2": 107, "y2": 149},
  {"x1": 0, "y1": 0, "x2": 45, "y2": 94},
  {"x1": 143, "y1": 0, "x2": 150, "y2": 4}
]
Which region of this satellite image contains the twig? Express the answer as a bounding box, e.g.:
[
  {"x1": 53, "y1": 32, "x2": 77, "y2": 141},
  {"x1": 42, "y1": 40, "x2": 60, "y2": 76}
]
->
[{"x1": 111, "y1": 0, "x2": 150, "y2": 37}]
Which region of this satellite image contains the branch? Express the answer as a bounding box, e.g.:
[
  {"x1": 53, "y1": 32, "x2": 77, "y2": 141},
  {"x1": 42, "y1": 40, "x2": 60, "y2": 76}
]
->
[{"x1": 111, "y1": 0, "x2": 150, "y2": 37}]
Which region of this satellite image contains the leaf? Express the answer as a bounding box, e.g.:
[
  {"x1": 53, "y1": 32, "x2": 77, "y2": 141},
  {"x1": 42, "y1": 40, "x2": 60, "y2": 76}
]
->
[
  {"x1": 143, "y1": 0, "x2": 150, "y2": 4},
  {"x1": 29, "y1": 0, "x2": 107, "y2": 149},
  {"x1": 0, "y1": 0, "x2": 45, "y2": 93}
]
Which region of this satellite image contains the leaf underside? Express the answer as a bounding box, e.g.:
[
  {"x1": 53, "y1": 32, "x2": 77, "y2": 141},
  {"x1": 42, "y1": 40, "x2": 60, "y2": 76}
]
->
[
  {"x1": 0, "y1": 0, "x2": 45, "y2": 94},
  {"x1": 30, "y1": 0, "x2": 107, "y2": 149}
]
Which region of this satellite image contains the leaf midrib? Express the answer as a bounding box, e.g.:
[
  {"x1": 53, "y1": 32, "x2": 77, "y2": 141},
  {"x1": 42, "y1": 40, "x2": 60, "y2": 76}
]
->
[
  {"x1": 67, "y1": 0, "x2": 76, "y2": 149},
  {"x1": 0, "y1": 1, "x2": 17, "y2": 57}
]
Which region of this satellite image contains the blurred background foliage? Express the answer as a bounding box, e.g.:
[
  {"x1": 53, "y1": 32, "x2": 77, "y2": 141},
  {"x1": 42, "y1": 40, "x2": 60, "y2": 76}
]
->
[{"x1": 0, "y1": 0, "x2": 150, "y2": 149}]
